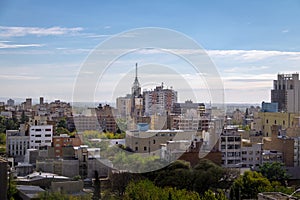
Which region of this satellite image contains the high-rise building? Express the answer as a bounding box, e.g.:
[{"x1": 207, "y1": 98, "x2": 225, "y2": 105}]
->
[
  {"x1": 219, "y1": 126, "x2": 242, "y2": 168},
  {"x1": 271, "y1": 73, "x2": 300, "y2": 113},
  {"x1": 25, "y1": 98, "x2": 32, "y2": 110},
  {"x1": 116, "y1": 94, "x2": 131, "y2": 118},
  {"x1": 39, "y1": 97, "x2": 44, "y2": 105},
  {"x1": 7, "y1": 98, "x2": 15, "y2": 106},
  {"x1": 143, "y1": 83, "x2": 177, "y2": 116}
]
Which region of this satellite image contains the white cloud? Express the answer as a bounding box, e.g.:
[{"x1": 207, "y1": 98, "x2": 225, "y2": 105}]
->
[
  {"x1": 0, "y1": 26, "x2": 83, "y2": 37},
  {"x1": 0, "y1": 74, "x2": 40, "y2": 80},
  {"x1": 0, "y1": 42, "x2": 43, "y2": 49},
  {"x1": 282, "y1": 29, "x2": 289, "y2": 33},
  {"x1": 207, "y1": 49, "x2": 300, "y2": 61},
  {"x1": 224, "y1": 65, "x2": 270, "y2": 73}
]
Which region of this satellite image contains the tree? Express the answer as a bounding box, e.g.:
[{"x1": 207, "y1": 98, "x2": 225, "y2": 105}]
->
[
  {"x1": 7, "y1": 172, "x2": 17, "y2": 200},
  {"x1": 230, "y1": 171, "x2": 272, "y2": 200},
  {"x1": 124, "y1": 179, "x2": 201, "y2": 200},
  {"x1": 20, "y1": 110, "x2": 29, "y2": 124},
  {"x1": 259, "y1": 162, "x2": 290, "y2": 184},
  {"x1": 92, "y1": 171, "x2": 101, "y2": 200}
]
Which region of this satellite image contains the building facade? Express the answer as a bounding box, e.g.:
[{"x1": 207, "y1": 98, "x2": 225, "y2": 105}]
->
[
  {"x1": 219, "y1": 126, "x2": 242, "y2": 168},
  {"x1": 143, "y1": 84, "x2": 177, "y2": 116},
  {"x1": 29, "y1": 125, "x2": 53, "y2": 149},
  {"x1": 271, "y1": 73, "x2": 300, "y2": 113}
]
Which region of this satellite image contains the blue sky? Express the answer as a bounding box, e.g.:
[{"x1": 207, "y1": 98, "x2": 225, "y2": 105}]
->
[{"x1": 0, "y1": 0, "x2": 300, "y2": 103}]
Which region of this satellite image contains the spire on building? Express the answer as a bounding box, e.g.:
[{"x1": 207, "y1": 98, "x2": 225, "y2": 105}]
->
[{"x1": 132, "y1": 63, "x2": 141, "y2": 97}]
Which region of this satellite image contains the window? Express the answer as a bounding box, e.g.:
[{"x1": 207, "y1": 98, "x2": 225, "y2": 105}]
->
[
  {"x1": 274, "y1": 120, "x2": 277, "y2": 124},
  {"x1": 35, "y1": 135, "x2": 41, "y2": 137},
  {"x1": 35, "y1": 140, "x2": 41, "y2": 143},
  {"x1": 144, "y1": 146, "x2": 147, "y2": 151},
  {"x1": 45, "y1": 129, "x2": 52, "y2": 131},
  {"x1": 135, "y1": 147, "x2": 138, "y2": 151},
  {"x1": 153, "y1": 140, "x2": 156, "y2": 144},
  {"x1": 35, "y1": 129, "x2": 42, "y2": 131},
  {"x1": 266, "y1": 119, "x2": 269, "y2": 124},
  {"x1": 45, "y1": 140, "x2": 51, "y2": 143},
  {"x1": 45, "y1": 134, "x2": 51, "y2": 137}
]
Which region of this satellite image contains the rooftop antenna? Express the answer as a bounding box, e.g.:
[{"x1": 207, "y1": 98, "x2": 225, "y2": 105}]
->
[{"x1": 135, "y1": 63, "x2": 138, "y2": 80}]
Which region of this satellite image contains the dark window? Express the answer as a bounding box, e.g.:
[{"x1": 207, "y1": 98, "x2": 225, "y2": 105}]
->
[
  {"x1": 45, "y1": 129, "x2": 52, "y2": 131},
  {"x1": 153, "y1": 140, "x2": 156, "y2": 144},
  {"x1": 144, "y1": 146, "x2": 147, "y2": 151},
  {"x1": 35, "y1": 129, "x2": 42, "y2": 131},
  {"x1": 45, "y1": 134, "x2": 51, "y2": 137},
  {"x1": 35, "y1": 135, "x2": 41, "y2": 137},
  {"x1": 135, "y1": 146, "x2": 138, "y2": 151}
]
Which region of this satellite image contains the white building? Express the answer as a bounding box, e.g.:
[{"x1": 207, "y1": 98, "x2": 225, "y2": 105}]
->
[
  {"x1": 219, "y1": 126, "x2": 242, "y2": 168},
  {"x1": 241, "y1": 141, "x2": 262, "y2": 168},
  {"x1": 6, "y1": 128, "x2": 30, "y2": 161},
  {"x1": 29, "y1": 125, "x2": 53, "y2": 149}
]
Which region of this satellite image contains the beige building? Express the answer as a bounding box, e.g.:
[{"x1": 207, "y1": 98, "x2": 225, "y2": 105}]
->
[
  {"x1": 256, "y1": 112, "x2": 298, "y2": 137},
  {"x1": 263, "y1": 125, "x2": 294, "y2": 167},
  {"x1": 125, "y1": 130, "x2": 195, "y2": 156}
]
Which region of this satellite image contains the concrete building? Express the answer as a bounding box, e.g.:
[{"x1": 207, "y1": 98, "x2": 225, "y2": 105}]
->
[
  {"x1": 125, "y1": 130, "x2": 195, "y2": 156},
  {"x1": 257, "y1": 112, "x2": 298, "y2": 137},
  {"x1": 52, "y1": 134, "x2": 82, "y2": 157},
  {"x1": 16, "y1": 185, "x2": 45, "y2": 200},
  {"x1": 6, "y1": 126, "x2": 30, "y2": 162},
  {"x1": 241, "y1": 141, "x2": 262, "y2": 168},
  {"x1": 271, "y1": 73, "x2": 300, "y2": 112},
  {"x1": 25, "y1": 98, "x2": 32, "y2": 110},
  {"x1": 95, "y1": 104, "x2": 118, "y2": 133},
  {"x1": 219, "y1": 126, "x2": 242, "y2": 168},
  {"x1": 263, "y1": 125, "x2": 294, "y2": 167},
  {"x1": 73, "y1": 115, "x2": 101, "y2": 132},
  {"x1": 29, "y1": 125, "x2": 53, "y2": 149},
  {"x1": 116, "y1": 94, "x2": 131, "y2": 118},
  {"x1": 143, "y1": 83, "x2": 177, "y2": 116},
  {"x1": 7, "y1": 98, "x2": 15, "y2": 106}
]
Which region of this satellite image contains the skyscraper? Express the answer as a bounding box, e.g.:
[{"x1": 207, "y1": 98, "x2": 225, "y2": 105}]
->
[{"x1": 271, "y1": 73, "x2": 300, "y2": 113}]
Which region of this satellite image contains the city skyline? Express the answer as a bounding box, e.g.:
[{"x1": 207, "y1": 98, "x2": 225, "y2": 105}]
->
[{"x1": 0, "y1": 1, "x2": 300, "y2": 103}]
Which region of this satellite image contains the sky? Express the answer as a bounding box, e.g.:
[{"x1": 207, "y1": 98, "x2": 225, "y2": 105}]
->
[{"x1": 0, "y1": 0, "x2": 300, "y2": 104}]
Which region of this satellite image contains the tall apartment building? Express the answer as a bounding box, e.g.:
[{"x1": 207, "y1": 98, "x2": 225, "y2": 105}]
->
[
  {"x1": 143, "y1": 84, "x2": 177, "y2": 116},
  {"x1": 116, "y1": 94, "x2": 131, "y2": 118},
  {"x1": 271, "y1": 73, "x2": 300, "y2": 113},
  {"x1": 29, "y1": 125, "x2": 53, "y2": 149},
  {"x1": 219, "y1": 126, "x2": 242, "y2": 168}
]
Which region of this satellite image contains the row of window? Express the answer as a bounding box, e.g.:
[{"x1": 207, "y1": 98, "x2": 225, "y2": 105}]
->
[
  {"x1": 32, "y1": 140, "x2": 52, "y2": 143},
  {"x1": 30, "y1": 134, "x2": 52, "y2": 137},
  {"x1": 30, "y1": 128, "x2": 52, "y2": 132}
]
